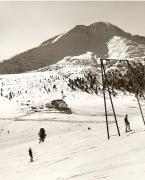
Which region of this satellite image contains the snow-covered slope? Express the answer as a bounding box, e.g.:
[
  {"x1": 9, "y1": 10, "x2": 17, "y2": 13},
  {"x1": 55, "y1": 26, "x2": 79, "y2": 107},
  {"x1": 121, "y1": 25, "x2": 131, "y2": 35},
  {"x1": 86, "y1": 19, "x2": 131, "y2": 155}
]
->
[
  {"x1": 0, "y1": 71, "x2": 67, "y2": 115},
  {"x1": 107, "y1": 36, "x2": 145, "y2": 59},
  {"x1": 1, "y1": 94, "x2": 145, "y2": 180},
  {"x1": 0, "y1": 50, "x2": 145, "y2": 119},
  {"x1": 41, "y1": 31, "x2": 68, "y2": 46},
  {"x1": 0, "y1": 52, "x2": 101, "y2": 118},
  {"x1": 1, "y1": 21, "x2": 145, "y2": 74},
  {"x1": 0, "y1": 49, "x2": 145, "y2": 180},
  {"x1": 38, "y1": 52, "x2": 100, "y2": 78}
]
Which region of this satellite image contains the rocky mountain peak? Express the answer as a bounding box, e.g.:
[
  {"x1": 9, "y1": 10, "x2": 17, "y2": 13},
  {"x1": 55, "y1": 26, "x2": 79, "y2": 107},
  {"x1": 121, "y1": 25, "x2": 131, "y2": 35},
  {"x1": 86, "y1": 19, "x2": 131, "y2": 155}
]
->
[{"x1": 0, "y1": 22, "x2": 145, "y2": 74}]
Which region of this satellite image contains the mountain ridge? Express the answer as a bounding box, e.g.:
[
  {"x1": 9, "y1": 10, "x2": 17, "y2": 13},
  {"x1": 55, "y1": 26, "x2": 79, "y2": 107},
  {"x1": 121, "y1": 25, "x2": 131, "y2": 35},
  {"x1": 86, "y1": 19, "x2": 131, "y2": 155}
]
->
[{"x1": 0, "y1": 21, "x2": 145, "y2": 74}]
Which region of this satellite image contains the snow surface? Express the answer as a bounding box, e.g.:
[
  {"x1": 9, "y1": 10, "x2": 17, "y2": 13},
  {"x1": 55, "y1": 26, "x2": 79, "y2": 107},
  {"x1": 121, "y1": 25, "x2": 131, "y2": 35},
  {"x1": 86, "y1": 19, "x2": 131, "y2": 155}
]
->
[
  {"x1": 107, "y1": 36, "x2": 145, "y2": 59},
  {"x1": 51, "y1": 31, "x2": 68, "y2": 43},
  {"x1": 0, "y1": 52, "x2": 99, "y2": 118},
  {"x1": 0, "y1": 93, "x2": 145, "y2": 180},
  {"x1": 36, "y1": 52, "x2": 100, "y2": 79},
  {"x1": 0, "y1": 52, "x2": 145, "y2": 180}
]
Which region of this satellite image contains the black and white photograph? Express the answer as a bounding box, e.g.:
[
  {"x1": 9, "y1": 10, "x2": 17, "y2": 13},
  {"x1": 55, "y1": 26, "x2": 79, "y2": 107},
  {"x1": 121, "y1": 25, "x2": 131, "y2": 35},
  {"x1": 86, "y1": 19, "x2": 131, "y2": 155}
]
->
[{"x1": 0, "y1": 1, "x2": 145, "y2": 180}]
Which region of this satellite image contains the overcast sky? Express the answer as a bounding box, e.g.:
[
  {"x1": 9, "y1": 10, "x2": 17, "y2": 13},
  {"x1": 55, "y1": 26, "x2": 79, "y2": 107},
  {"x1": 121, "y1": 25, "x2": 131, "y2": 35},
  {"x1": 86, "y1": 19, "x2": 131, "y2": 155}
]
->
[{"x1": 0, "y1": 1, "x2": 145, "y2": 60}]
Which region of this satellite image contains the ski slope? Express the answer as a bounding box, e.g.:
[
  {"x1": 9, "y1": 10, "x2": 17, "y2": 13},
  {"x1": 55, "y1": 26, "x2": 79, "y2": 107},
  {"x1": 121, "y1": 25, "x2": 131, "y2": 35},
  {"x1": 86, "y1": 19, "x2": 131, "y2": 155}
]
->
[
  {"x1": 0, "y1": 52, "x2": 145, "y2": 180},
  {"x1": 0, "y1": 93, "x2": 145, "y2": 180}
]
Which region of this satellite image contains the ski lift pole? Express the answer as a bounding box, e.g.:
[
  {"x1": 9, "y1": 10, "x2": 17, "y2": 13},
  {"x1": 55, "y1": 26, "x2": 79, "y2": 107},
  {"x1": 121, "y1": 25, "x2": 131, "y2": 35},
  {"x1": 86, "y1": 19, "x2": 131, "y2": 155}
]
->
[
  {"x1": 136, "y1": 95, "x2": 145, "y2": 125},
  {"x1": 101, "y1": 59, "x2": 121, "y2": 137},
  {"x1": 126, "y1": 61, "x2": 145, "y2": 126},
  {"x1": 100, "y1": 59, "x2": 110, "y2": 140}
]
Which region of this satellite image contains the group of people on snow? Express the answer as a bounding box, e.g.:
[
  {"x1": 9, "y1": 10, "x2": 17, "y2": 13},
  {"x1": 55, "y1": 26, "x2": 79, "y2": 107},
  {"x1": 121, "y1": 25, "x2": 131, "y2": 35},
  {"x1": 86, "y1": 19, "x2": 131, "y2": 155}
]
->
[
  {"x1": 28, "y1": 116, "x2": 131, "y2": 163},
  {"x1": 28, "y1": 128, "x2": 47, "y2": 162}
]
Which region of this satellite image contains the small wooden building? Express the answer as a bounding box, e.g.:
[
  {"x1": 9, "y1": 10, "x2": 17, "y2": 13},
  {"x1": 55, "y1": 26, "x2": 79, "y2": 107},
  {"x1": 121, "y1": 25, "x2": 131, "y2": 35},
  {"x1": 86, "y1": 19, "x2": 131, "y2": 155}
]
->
[{"x1": 51, "y1": 99, "x2": 67, "y2": 109}]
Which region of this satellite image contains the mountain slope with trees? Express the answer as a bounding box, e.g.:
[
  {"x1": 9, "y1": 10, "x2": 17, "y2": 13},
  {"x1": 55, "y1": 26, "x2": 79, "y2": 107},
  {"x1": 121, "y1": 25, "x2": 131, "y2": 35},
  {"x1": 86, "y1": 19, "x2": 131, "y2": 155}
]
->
[{"x1": 0, "y1": 22, "x2": 145, "y2": 74}]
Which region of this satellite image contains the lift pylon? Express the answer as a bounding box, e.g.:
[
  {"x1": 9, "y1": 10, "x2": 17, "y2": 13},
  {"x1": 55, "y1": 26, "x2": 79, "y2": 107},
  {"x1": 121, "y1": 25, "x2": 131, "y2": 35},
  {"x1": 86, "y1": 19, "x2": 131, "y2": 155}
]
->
[{"x1": 100, "y1": 58, "x2": 145, "y2": 139}]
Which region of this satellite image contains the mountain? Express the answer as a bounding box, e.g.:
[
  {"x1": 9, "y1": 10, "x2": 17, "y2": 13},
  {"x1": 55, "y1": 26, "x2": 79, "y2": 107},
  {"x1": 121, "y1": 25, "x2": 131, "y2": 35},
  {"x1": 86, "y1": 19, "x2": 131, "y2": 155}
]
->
[
  {"x1": 0, "y1": 52, "x2": 100, "y2": 107},
  {"x1": 107, "y1": 36, "x2": 145, "y2": 59},
  {"x1": 1, "y1": 51, "x2": 145, "y2": 180},
  {"x1": 1, "y1": 50, "x2": 144, "y2": 109},
  {"x1": 36, "y1": 51, "x2": 99, "y2": 77},
  {"x1": 0, "y1": 22, "x2": 145, "y2": 74}
]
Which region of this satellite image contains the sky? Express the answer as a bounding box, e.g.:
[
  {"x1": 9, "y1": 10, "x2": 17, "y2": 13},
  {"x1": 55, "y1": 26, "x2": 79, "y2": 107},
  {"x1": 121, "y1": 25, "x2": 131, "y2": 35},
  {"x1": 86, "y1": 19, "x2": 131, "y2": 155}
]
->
[{"x1": 0, "y1": 1, "x2": 145, "y2": 60}]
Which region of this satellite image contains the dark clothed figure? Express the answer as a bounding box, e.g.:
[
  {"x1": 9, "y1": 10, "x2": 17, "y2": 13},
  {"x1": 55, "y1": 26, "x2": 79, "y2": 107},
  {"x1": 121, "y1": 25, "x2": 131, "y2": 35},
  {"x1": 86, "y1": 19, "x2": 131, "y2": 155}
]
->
[
  {"x1": 38, "y1": 128, "x2": 46, "y2": 143},
  {"x1": 124, "y1": 114, "x2": 131, "y2": 133},
  {"x1": 29, "y1": 148, "x2": 33, "y2": 162}
]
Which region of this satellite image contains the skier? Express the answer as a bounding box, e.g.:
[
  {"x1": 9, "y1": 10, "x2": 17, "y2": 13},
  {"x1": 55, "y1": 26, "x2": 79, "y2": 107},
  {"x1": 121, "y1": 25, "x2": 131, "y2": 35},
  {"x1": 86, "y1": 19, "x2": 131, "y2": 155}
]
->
[
  {"x1": 38, "y1": 128, "x2": 46, "y2": 143},
  {"x1": 28, "y1": 148, "x2": 33, "y2": 162},
  {"x1": 124, "y1": 114, "x2": 131, "y2": 133}
]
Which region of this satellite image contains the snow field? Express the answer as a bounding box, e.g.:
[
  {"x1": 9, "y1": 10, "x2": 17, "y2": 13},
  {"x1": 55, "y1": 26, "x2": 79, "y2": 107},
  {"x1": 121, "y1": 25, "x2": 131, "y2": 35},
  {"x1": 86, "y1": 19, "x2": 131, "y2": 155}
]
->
[{"x1": 0, "y1": 94, "x2": 145, "y2": 180}]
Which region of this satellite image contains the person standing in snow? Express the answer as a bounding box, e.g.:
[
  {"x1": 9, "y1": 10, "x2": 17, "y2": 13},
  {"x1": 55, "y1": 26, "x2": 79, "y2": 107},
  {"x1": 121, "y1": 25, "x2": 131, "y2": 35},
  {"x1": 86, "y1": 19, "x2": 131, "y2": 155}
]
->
[
  {"x1": 124, "y1": 114, "x2": 131, "y2": 133},
  {"x1": 28, "y1": 148, "x2": 33, "y2": 162},
  {"x1": 38, "y1": 128, "x2": 46, "y2": 143}
]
